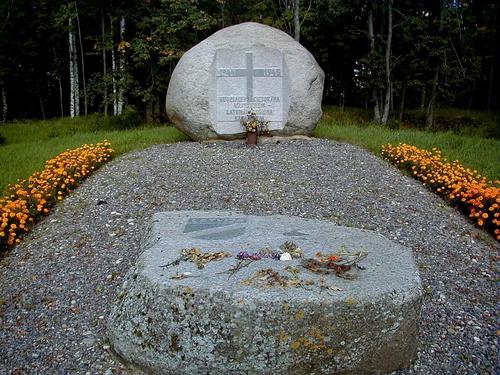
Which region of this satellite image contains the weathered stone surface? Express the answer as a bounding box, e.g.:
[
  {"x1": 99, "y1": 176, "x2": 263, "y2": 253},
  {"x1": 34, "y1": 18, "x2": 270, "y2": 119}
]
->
[
  {"x1": 165, "y1": 22, "x2": 324, "y2": 141},
  {"x1": 108, "y1": 211, "x2": 422, "y2": 375}
]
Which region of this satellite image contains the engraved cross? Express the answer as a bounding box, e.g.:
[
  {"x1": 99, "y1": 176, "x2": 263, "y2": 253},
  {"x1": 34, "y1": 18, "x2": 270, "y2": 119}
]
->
[{"x1": 217, "y1": 52, "x2": 282, "y2": 102}]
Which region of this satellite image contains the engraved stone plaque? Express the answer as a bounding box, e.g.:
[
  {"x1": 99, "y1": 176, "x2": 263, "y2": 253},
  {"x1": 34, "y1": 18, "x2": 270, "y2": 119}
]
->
[
  {"x1": 211, "y1": 48, "x2": 290, "y2": 135},
  {"x1": 183, "y1": 217, "x2": 247, "y2": 233},
  {"x1": 182, "y1": 216, "x2": 248, "y2": 240}
]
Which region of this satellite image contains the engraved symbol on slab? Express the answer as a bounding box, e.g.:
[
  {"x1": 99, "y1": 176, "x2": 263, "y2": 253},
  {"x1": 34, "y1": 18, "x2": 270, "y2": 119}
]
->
[
  {"x1": 283, "y1": 230, "x2": 309, "y2": 237},
  {"x1": 217, "y1": 52, "x2": 282, "y2": 102},
  {"x1": 214, "y1": 48, "x2": 286, "y2": 135},
  {"x1": 183, "y1": 217, "x2": 248, "y2": 240}
]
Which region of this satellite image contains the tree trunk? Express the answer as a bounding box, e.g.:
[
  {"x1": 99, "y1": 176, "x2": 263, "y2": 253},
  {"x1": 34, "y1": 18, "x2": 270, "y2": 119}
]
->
[
  {"x1": 381, "y1": 0, "x2": 392, "y2": 125},
  {"x1": 487, "y1": 2, "x2": 498, "y2": 112},
  {"x1": 399, "y1": 75, "x2": 407, "y2": 121},
  {"x1": 57, "y1": 73, "x2": 64, "y2": 118},
  {"x1": 426, "y1": 1, "x2": 445, "y2": 129},
  {"x1": 53, "y1": 48, "x2": 64, "y2": 118},
  {"x1": 426, "y1": 69, "x2": 439, "y2": 129},
  {"x1": 487, "y1": 53, "x2": 494, "y2": 112},
  {"x1": 294, "y1": 0, "x2": 300, "y2": 42},
  {"x1": 37, "y1": 90, "x2": 46, "y2": 120},
  {"x1": 420, "y1": 85, "x2": 426, "y2": 111},
  {"x1": 69, "y1": 18, "x2": 76, "y2": 118},
  {"x1": 145, "y1": 101, "x2": 153, "y2": 123},
  {"x1": 154, "y1": 99, "x2": 160, "y2": 121},
  {"x1": 73, "y1": 28, "x2": 80, "y2": 117},
  {"x1": 117, "y1": 16, "x2": 125, "y2": 115},
  {"x1": 368, "y1": 6, "x2": 381, "y2": 123},
  {"x1": 221, "y1": 0, "x2": 225, "y2": 28},
  {"x1": 102, "y1": 15, "x2": 108, "y2": 116},
  {"x1": 0, "y1": 79, "x2": 7, "y2": 123},
  {"x1": 340, "y1": 88, "x2": 345, "y2": 112},
  {"x1": 75, "y1": 1, "x2": 87, "y2": 116},
  {"x1": 110, "y1": 15, "x2": 118, "y2": 115}
]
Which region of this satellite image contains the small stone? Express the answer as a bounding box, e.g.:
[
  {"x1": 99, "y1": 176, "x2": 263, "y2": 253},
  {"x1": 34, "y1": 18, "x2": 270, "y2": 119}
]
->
[
  {"x1": 280, "y1": 252, "x2": 292, "y2": 261},
  {"x1": 82, "y1": 337, "x2": 96, "y2": 346}
]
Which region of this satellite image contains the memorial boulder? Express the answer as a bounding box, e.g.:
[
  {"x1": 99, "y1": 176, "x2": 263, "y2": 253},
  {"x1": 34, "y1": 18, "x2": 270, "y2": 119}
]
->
[
  {"x1": 166, "y1": 22, "x2": 324, "y2": 141},
  {"x1": 108, "y1": 211, "x2": 422, "y2": 375}
]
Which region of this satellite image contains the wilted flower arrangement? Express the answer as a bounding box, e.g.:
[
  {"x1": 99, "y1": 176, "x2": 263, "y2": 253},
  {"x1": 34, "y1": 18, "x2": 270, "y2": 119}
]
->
[
  {"x1": 382, "y1": 143, "x2": 500, "y2": 241},
  {"x1": 0, "y1": 141, "x2": 113, "y2": 252},
  {"x1": 241, "y1": 110, "x2": 269, "y2": 134}
]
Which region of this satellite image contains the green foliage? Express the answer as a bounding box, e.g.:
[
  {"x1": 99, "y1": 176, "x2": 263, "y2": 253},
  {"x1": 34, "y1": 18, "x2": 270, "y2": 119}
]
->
[
  {"x1": 315, "y1": 106, "x2": 500, "y2": 180},
  {"x1": 402, "y1": 108, "x2": 500, "y2": 139},
  {"x1": 125, "y1": 0, "x2": 217, "y2": 114},
  {"x1": 0, "y1": 0, "x2": 498, "y2": 121},
  {"x1": 104, "y1": 106, "x2": 143, "y2": 129},
  {"x1": 0, "y1": 116, "x2": 188, "y2": 192}
]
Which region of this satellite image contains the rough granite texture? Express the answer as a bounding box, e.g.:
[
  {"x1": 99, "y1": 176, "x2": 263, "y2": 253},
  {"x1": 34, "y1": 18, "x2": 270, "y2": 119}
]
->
[
  {"x1": 108, "y1": 211, "x2": 422, "y2": 375},
  {"x1": 0, "y1": 139, "x2": 498, "y2": 375},
  {"x1": 165, "y1": 22, "x2": 324, "y2": 140}
]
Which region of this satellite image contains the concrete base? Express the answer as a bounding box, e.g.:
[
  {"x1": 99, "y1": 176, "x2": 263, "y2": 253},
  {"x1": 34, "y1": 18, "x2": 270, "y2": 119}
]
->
[{"x1": 108, "y1": 211, "x2": 422, "y2": 374}]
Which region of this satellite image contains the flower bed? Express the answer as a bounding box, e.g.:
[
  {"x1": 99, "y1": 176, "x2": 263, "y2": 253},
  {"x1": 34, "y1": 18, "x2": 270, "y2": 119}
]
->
[
  {"x1": 0, "y1": 141, "x2": 113, "y2": 251},
  {"x1": 381, "y1": 143, "x2": 500, "y2": 241}
]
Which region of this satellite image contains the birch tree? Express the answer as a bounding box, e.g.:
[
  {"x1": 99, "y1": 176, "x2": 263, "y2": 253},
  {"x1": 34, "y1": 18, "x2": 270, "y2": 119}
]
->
[
  {"x1": 68, "y1": 17, "x2": 80, "y2": 117},
  {"x1": 426, "y1": 1, "x2": 445, "y2": 129},
  {"x1": 368, "y1": 5, "x2": 381, "y2": 123},
  {"x1": 381, "y1": 0, "x2": 392, "y2": 124},
  {"x1": 101, "y1": 14, "x2": 108, "y2": 116},
  {"x1": 0, "y1": 79, "x2": 6, "y2": 123},
  {"x1": 110, "y1": 15, "x2": 118, "y2": 115},
  {"x1": 117, "y1": 16, "x2": 125, "y2": 115},
  {"x1": 294, "y1": 0, "x2": 300, "y2": 41},
  {"x1": 75, "y1": 1, "x2": 87, "y2": 116},
  {"x1": 366, "y1": 0, "x2": 393, "y2": 125}
]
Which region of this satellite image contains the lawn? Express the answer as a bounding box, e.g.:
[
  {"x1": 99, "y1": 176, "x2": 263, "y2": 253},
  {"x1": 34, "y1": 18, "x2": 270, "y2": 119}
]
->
[
  {"x1": 315, "y1": 106, "x2": 500, "y2": 181},
  {"x1": 0, "y1": 117, "x2": 188, "y2": 192},
  {"x1": 1, "y1": 107, "x2": 498, "y2": 193}
]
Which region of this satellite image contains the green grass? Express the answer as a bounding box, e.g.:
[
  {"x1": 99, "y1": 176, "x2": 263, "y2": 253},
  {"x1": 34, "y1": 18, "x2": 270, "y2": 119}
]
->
[
  {"x1": 0, "y1": 117, "x2": 188, "y2": 192},
  {"x1": 1, "y1": 107, "x2": 498, "y2": 192},
  {"x1": 315, "y1": 106, "x2": 500, "y2": 181},
  {"x1": 403, "y1": 107, "x2": 499, "y2": 139}
]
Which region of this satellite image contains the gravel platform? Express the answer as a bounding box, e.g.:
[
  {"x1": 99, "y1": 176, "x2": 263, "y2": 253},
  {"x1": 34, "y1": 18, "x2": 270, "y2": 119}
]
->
[{"x1": 0, "y1": 139, "x2": 498, "y2": 375}]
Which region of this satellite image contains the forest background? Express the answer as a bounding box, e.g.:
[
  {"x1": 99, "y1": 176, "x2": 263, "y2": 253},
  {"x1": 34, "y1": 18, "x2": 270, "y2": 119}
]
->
[{"x1": 0, "y1": 0, "x2": 498, "y2": 129}]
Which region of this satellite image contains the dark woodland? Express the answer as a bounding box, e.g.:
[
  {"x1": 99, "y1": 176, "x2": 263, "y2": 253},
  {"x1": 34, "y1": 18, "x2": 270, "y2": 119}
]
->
[{"x1": 0, "y1": 0, "x2": 498, "y2": 126}]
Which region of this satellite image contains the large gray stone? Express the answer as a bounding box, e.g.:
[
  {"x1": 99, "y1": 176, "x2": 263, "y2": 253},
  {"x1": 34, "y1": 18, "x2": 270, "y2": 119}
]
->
[
  {"x1": 108, "y1": 211, "x2": 421, "y2": 374},
  {"x1": 165, "y1": 22, "x2": 324, "y2": 141}
]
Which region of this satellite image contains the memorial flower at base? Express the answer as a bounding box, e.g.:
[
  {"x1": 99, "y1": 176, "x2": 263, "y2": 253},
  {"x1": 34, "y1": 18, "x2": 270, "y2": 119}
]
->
[{"x1": 241, "y1": 110, "x2": 269, "y2": 145}]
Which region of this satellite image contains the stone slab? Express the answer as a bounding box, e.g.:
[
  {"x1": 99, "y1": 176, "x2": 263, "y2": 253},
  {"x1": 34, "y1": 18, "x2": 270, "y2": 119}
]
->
[
  {"x1": 108, "y1": 211, "x2": 422, "y2": 374},
  {"x1": 214, "y1": 47, "x2": 289, "y2": 134}
]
